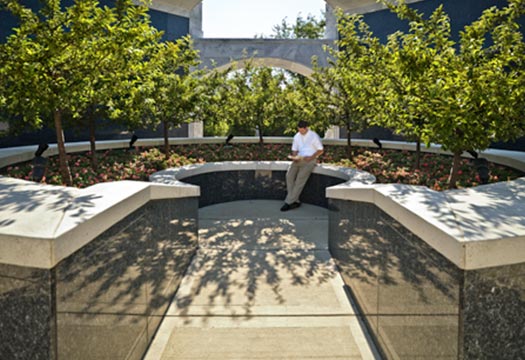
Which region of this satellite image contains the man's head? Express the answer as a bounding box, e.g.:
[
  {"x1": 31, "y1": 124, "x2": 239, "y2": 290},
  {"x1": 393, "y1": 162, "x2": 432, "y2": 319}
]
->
[{"x1": 297, "y1": 120, "x2": 309, "y2": 135}]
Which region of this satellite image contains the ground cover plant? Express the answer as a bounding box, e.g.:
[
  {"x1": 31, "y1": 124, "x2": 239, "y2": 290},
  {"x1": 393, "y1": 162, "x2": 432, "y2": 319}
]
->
[{"x1": 2, "y1": 143, "x2": 522, "y2": 190}]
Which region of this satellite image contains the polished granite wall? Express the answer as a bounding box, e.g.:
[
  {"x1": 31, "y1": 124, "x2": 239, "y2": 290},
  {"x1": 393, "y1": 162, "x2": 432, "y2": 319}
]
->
[
  {"x1": 182, "y1": 170, "x2": 343, "y2": 208},
  {"x1": 460, "y1": 262, "x2": 525, "y2": 359},
  {"x1": 0, "y1": 197, "x2": 198, "y2": 360},
  {"x1": 0, "y1": 264, "x2": 56, "y2": 359},
  {"x1": 328, "y1": 199, "x2": 525, "y2": 360}
]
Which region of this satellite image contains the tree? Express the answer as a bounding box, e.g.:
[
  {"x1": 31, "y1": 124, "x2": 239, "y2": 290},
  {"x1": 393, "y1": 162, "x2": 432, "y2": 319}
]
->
[
  {"x1": 196, "y1": 66, "x2": 231, "y2": 137},
  {"x1": 221, "y1": 61, "x2": 288, "y2": 144},
  {"x1": 306, "y1": 11, "x2": 384, "y2": 158},
  {"x1": 0, "y1": 0, "x2": 162, "y2": 184},
  {"x1": 146, "y1": 37, "x2": 201, "y2": 158},
  {"x1": 269, "y1": 12, "x2": 326, "y2": 39},
  {"x1": 382, "y1": 0, "x2": 525, "y2": 188},
  {"x1": 376, "y1": 3, "x2": 455, "y2": 169},
  {"x1": 76, "y1": 0, "x2": 162, "y2": 169}
]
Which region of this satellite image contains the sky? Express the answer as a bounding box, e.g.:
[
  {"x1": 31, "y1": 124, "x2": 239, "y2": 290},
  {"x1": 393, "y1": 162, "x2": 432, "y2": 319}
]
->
[{"x1": 202, "y1": 0, "x2": 326, "y2": 38}]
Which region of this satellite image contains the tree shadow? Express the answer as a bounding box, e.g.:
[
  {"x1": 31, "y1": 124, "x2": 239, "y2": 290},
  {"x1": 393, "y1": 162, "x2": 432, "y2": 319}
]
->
[
  {"x1": 0, "y1": 177, "x2": 102, "y2": 229},
  {"x1": 53, "y1": 198, "x2": 198, "y2": 359},
  {"x1": 379, "y1": 178, "x2": 525, "y2": 246},
  {"x1": 328, "y1": 176, "x2": 525, "y2": 359},
  {"x1": 173, "y1": 202, "x2": 337, "y2": 322}
]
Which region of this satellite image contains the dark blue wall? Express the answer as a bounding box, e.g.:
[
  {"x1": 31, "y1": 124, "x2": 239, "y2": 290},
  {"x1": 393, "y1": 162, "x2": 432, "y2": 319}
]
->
[
  {"x1": 0, "y1": 0, "x2": 189, "y2": 43},
  {"x1": 352, "y1": 0, "x2": 525, "y2": 151},
  {"x1": 149, "y1": 10, "x2": 189, "y2": 41},
  {"x1": 0, "y1": 0, "x2": 190, "y2": 147},
  {"x1": 363, "y1": 0, "x2": 518, "y2": 42}
]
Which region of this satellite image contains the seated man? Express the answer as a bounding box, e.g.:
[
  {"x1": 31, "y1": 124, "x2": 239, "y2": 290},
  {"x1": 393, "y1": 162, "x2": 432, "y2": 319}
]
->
[{"x1": 281, "y1": 120, "x2": 324, "y2": 211}]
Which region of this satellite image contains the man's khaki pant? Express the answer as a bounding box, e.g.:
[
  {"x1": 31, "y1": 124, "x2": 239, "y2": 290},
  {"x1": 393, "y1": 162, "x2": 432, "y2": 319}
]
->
[{"x1": 284, "y1": 159, "x2": 316, "y2": 205}]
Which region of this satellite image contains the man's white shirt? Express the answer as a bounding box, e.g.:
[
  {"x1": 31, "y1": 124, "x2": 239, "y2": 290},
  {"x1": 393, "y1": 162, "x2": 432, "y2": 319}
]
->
[{"x1": 292, "y1": 130, "x2": 323, "y2": 157}]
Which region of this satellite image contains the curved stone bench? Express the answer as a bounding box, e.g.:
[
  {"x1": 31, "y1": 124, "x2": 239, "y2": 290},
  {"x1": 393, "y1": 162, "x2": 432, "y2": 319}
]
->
[{"x1": 149, "y1": 161, "x2": 376, "y2": 208}]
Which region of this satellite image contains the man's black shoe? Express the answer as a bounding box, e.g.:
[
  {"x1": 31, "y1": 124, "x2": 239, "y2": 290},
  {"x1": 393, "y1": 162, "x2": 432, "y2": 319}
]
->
[
  {"x1": 280, "y1": 203, "x2": 291, "y2": 211},
  {"x1": 290, "y1": 202, "x2": 301, "y2": 209}
]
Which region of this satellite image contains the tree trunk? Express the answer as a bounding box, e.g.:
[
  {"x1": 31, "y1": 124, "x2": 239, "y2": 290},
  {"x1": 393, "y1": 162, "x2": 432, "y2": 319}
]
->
[
  {"x1": 89, "y1": 112, "x2": 97, "y2": 170},
  {"x1": 163, "y1": 120, "x2": 170, "y2": 158},
  {"x1": 346, "y1": 123, "x2": 352, "y2": 159},
  {"x1": 415, "y1": 137, "x2": 421, "y2": 170},
  {"x1": 54, "y1": 109, "x2": 72, "y2": 186},
  {"x1": 448, "y1": 150, "x2": 462, "y2": 189},
  {"x1": 258, "y1": 122, "x2": 264, "y2": 145}
]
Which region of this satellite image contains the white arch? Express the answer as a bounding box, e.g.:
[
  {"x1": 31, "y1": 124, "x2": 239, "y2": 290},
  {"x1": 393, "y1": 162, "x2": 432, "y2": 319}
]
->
[{"x1": 211, "y1": 57, "x2": 315, "y2": 78}]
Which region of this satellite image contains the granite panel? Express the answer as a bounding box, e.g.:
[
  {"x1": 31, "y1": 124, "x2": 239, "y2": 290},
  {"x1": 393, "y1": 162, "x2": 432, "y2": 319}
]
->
[
  {"x1": 329, "y1": 198, "x2": 525, "y2": 359},
  {"x1": 378, "y1": 220, "x2": 460, "y2": 317},
  {"x1": 183, "y1": 170, "x2": 343, "y2": 208},
  {"x1": 145, "y1": 248, "x2": 196, "y2": 314},
  {"x1": 377, "y1": 315, "x2": 458, "y2": 359},
  {"x1": 0, "y1": 197, "x2": 198, "y2": 359},
  {"x1": 329, "y1": 199, "x2": 461, "y2": 359},
  {"x1": 56, "y1": 313, "x2": 149, "y2": 360},
  {"x1": 328, "y1": 200, "x2": 383, "y2": 340},
  {"x1": 55, "y1": 198, "x2": 198, "y2": 360},
  {"x1": 0, "y1": 264, "x2": 56, "y2": 360},
  {"x1": 460, "y1": 262, "x2": 525, "y2": 360},
  {"x1": 300, "y1": 173, "x2": 344, "y2": 207},
  {"x1": 56, "y1": 212, "x2": 152, "y2": 315},
  {"x1": 146, "y1": 198, "x2": 199, "y2": 248}
]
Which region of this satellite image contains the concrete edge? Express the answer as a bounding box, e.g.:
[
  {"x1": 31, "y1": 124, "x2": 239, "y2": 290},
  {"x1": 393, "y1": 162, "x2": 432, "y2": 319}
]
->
[
  {"x1": 326, "y1": 181, "x2": 525, "y2": 270},
  {"x1": 0, "y1": 178, "x2": 198, "y2": 269},
  {"x1": 149, "y1": 160, "x2": 376, "y2": 185}
]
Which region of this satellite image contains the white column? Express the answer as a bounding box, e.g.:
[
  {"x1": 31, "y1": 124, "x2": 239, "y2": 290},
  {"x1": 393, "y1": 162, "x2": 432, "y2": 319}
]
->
[
  {"x1": 189, "y1": 3, "x2": 203, "y2": 38},
  {"x1": 324, "y1": 125, "x2": 340, "y2": 139},
  {"x1": 188, "y1": 121, "x2": 203, "y2": 138},
  {"x1": 324, "y1": 3, "x2": 338, "y2": 40}
]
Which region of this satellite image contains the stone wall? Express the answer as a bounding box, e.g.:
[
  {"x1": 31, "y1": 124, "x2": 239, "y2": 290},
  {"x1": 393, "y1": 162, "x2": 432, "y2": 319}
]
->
[
  {"x1": 182, "y1": 170, "x2": 344, "y2": 208},
  {"x1": 0, "y1": 198, "x2": 198, "y2": 360},
  {"x1": 328, "y1": 198, "x2": 525, "y2": 359}
]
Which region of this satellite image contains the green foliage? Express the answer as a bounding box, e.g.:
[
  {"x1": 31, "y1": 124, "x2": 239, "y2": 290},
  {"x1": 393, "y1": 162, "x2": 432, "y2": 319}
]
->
[
  {"x1": 305, "y1": 11, "x2": 384, "y2": 157},
  {"x1": 218, "y1": 60, "x2": 290, "y2": 142},
  {"x1": 197, "y1": 67, "x2": 231, "y2": 136},
  {"x1": 377, "y1": 0, "x2": 525, "y2": 187},
  {"x1": 268, "y1": 12, "x2": 326, "y2": 39},
  {"x1": 142, "y1": 37, "x2": 203, "y2": 156},
  {"x1": 0, "y1": 0, "x2": 165, "y2": 184}
]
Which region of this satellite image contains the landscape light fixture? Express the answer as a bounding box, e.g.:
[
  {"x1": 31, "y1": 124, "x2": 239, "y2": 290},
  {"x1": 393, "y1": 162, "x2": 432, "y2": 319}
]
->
[
  {"x1": 473, "y1": 157, "x2": 490, "y2": 184},
  {"x1": 373, "y1": 138, "x2": 382, "y2": 150},
  {"x1": 225, "y1": 134, "x2": 234, "y2": 145},
  {"x1": 467, "y1": 150, "x2": 478, "y2": 159},
  {"x1": 128, "y1": 134, "x2": 138, "y2": 150},
  {"x1": 31, "y1": 143, "x2": 49, "y2": 182}
]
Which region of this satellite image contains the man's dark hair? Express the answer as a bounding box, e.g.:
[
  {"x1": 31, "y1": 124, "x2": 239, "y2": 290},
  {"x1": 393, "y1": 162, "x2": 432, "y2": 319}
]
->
[{"x1": 297, "y1": 120, "x2": 308, "y2": 128}]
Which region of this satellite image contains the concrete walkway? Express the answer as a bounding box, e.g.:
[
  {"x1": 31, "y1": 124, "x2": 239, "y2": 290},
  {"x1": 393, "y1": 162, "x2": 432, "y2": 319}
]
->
[{"x1": 144, "y1": 200, "x2": 381, "y2": 360}]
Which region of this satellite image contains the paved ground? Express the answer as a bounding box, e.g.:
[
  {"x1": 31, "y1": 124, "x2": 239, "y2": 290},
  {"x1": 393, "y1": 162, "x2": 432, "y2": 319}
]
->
[{"x1": 144, "y1": 200, "x2": 381, "y2": 360}]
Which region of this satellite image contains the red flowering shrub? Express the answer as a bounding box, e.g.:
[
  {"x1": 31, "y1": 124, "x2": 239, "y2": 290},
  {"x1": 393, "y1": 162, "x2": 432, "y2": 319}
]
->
[{"x1": 1, "y1": 143, "x2": 523, "y2": 190}]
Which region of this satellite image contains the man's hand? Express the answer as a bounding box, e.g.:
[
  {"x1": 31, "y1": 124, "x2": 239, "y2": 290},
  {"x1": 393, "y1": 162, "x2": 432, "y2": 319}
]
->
[{"x1": 303, "y1": 155, "x2": 314, "y2": 162}]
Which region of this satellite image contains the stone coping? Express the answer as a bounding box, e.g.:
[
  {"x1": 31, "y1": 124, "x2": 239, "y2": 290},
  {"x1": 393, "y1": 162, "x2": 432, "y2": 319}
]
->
[
  {"x1": 327, "y1": 177, "x2": 525, "y2": 270},
  {"x1": 2, "y1": 137, "x2": 524, "y2": 172},
  {"x1": 0, "y1": 176, "x2": 199, "y2": 269},
  {"x1": 149, "y1": 160, "x2": 376, "y2": 185}
]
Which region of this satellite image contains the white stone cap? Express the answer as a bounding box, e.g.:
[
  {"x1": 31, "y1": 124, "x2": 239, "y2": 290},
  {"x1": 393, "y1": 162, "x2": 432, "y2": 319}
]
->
[
  {"x1": 326, "y1": 177, "x2": 525, "y2": 270},
  {"x1": 149, "y1": 161, "x2": 376, "y2": 185},
  {"x1": 0, "y1": 176, "x2": 199, "y2": 269}
]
